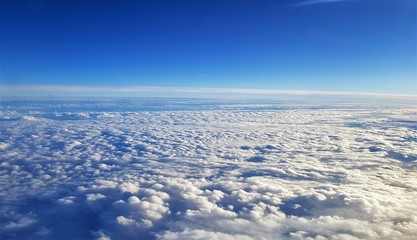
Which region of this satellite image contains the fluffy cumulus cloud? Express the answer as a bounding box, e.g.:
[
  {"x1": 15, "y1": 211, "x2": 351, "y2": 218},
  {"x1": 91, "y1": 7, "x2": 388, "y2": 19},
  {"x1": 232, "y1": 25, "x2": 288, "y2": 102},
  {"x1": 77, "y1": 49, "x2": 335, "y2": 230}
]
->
[{"x1": 0, "y1": 98, "x2": 417, "y2": 239}]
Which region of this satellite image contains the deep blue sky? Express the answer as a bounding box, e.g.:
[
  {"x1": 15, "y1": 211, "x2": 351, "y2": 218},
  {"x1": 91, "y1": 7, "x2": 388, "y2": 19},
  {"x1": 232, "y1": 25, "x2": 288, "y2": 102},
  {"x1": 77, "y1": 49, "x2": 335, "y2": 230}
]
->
[{"x1": 1, "y1": 0, "x2": 416, "y2": 94}]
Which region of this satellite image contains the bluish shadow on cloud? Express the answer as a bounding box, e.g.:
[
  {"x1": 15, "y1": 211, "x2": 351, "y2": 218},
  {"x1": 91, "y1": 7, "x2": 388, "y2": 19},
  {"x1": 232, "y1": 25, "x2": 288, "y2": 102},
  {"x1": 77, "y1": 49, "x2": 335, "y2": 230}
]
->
[
  {"x1": 280, "y1": 194, "x2": 346, "y2": 217},
  {"x1": 386, "y1": 150, "x2": 417, "y2": 162},
  {"x1": 247, "y1": 156, "x2": 267, "y2": 163}
]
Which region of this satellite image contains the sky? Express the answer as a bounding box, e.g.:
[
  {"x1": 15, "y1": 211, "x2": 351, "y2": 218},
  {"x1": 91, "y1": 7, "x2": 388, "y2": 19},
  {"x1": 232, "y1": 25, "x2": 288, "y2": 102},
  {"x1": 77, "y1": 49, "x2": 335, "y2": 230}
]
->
[{"x1": 0, "y1": 0, "x2": 416, "y2": 95}]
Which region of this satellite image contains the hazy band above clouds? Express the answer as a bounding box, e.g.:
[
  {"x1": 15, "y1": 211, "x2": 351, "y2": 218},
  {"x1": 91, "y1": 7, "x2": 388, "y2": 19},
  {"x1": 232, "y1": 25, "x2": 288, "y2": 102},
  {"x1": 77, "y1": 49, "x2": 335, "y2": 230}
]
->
[{"x1": 1, "y1": 84, "x2": 416, "y2": 101}]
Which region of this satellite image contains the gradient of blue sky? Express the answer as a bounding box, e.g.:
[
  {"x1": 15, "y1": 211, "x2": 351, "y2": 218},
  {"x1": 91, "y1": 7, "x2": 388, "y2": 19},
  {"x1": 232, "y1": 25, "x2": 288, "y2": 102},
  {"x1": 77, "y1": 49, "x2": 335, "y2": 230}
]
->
[{"x1": 1, "y1": 0, "x2": 416, "y2": 94}]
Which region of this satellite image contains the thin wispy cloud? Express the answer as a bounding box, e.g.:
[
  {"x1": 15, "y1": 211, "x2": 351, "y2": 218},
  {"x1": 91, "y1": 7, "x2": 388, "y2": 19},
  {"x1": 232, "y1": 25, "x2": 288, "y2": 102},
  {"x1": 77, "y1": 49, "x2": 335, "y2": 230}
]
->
[{"x1": 294, "y1": 0, "x2": 355, "y2": 6}]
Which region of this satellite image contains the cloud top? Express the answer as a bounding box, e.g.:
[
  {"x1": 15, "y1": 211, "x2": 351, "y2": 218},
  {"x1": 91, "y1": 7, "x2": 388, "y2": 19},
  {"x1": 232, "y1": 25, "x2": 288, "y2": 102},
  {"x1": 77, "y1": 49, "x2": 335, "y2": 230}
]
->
[{"x1": 1, "y1": 98, "x2": 417, "y2": 239}]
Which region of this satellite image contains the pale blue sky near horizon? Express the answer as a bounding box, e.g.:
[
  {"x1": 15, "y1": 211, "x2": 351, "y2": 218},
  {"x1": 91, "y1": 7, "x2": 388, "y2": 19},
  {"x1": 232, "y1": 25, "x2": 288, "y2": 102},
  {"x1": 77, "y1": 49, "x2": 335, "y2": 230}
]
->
[{"x1": 0, "y1": 0, "x2": 416, "y2": 95}]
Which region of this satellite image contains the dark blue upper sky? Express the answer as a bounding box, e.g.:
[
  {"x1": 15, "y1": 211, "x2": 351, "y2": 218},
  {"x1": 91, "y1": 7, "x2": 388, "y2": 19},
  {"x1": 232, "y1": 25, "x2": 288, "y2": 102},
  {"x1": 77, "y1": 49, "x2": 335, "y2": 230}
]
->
[{"x1": 1, "y1": 0, "x2": 416, "y2": 94}]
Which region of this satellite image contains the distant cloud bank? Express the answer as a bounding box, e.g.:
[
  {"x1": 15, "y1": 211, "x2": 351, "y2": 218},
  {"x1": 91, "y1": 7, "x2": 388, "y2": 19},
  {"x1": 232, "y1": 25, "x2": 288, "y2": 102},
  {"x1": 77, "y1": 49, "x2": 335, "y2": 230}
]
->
[{"x1": 1, "y1": 84, "x2": 416, "y2": 101}]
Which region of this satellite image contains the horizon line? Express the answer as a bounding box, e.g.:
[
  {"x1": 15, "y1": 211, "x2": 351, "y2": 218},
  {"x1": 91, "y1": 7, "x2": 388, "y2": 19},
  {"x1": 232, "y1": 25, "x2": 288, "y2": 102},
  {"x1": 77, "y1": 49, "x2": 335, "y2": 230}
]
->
[{"x1": 1, "y1": 84, "x2": 416, "y2": 100}]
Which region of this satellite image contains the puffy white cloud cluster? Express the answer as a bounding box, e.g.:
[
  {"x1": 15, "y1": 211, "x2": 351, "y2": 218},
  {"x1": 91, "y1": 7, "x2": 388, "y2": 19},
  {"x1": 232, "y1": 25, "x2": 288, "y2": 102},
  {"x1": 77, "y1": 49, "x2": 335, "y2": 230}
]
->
[{"x1": 0, "y1": 99, "x2": 417, "y2": 239}]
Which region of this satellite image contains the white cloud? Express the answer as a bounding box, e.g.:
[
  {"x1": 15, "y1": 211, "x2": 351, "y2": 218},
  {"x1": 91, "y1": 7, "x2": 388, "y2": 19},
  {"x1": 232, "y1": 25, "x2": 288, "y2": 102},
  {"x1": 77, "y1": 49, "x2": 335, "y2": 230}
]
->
[
  {"x1": 1, "y1": 98, "x2": 417, "y2": 239},
  {"x1": 0, "y1": 143, "x2": 10, "y2": 150},
  {"x1": 157, "y1": 229, "x2": 253, "y2": 240}
]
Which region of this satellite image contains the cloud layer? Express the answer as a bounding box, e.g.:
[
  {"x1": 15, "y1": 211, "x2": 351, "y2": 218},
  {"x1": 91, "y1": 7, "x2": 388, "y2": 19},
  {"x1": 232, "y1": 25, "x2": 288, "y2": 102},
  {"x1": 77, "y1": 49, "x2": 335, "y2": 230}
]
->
[{"x1": 1, "y1": 98, "x2": 417, "y2": 239}]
